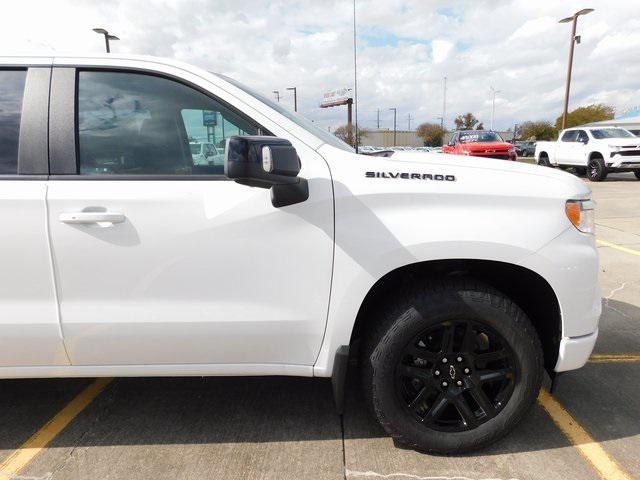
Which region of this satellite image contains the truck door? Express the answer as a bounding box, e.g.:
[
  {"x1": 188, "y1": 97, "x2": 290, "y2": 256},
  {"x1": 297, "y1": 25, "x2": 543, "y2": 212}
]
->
[
  {"x1": 45, "y1": 67, "x2": 334, "y2": 367},
  {"x1": 557, "y1": 130, "x2": 578, "y2": 165},
  {"x1": 0, "y1": 65, "x2": 69, "y2": 367}
]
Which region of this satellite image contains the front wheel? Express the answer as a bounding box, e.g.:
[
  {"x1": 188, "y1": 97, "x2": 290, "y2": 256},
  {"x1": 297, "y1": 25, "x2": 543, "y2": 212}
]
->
[
  {"x1": 634, "y1": 170, "x2": 640, "y2": 180},
  {"x1": 361, "y1": 279, "x2": 543, "y2": 453},
  {"x1": 587, "y1": 157, "x2": 608, "y2": 182},
  {"x1": 537, "y1": 154, "x2": 552, "y2": 167}
]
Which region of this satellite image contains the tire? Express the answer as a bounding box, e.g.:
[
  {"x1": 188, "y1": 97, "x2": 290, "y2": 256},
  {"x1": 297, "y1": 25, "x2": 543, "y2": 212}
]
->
[
  {"x1": 537, "y1": 154, "x2": 552, "y2": 167},
  {"x1": 361, "y1": 279, "x2": 543, "y2": 454},
  {"x1": 634, "y1": 170, "x2": 640, "y2": 180},
  {"x1": 587, "y1": 156, "x2": 608, "y2": 182}
]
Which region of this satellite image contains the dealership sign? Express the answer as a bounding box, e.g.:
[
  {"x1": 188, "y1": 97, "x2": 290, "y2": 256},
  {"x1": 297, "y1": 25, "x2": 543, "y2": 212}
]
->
[{"x1": 320, "y1": 88, "x2": 352, "y2": 108}]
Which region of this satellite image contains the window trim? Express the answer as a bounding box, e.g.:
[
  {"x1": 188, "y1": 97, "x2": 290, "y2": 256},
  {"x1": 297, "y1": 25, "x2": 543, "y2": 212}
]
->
[
  {"x1": 48, "y1": 66, "x2": 271, "y2": 179},
  {"x1": 0, "y1": 67, "x2": 46, "y2": 177}
]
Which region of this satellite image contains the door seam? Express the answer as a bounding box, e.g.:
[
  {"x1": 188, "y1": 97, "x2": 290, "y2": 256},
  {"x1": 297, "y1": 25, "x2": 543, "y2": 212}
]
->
[{"x1": 44, "y1": 182, "x2": 72, "y2": 364}]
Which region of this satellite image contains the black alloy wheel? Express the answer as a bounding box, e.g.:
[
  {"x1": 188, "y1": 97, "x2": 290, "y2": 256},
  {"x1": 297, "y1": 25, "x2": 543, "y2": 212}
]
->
[{"x1": 395, "y1": 320, "x2": 515, "y2": 432}]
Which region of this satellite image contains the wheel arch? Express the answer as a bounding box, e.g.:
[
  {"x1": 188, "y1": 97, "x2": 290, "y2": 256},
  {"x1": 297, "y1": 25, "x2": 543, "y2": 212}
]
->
[
  {"x1": 588, "y1": 150, "x2": 604, "y2": 161},
  {"x1": 349, "y1": 259, "x2": 561, "y2": 373}
]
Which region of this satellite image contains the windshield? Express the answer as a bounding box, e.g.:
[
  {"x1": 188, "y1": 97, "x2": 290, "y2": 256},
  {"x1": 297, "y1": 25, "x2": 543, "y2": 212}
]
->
[
  {"x1": 459, "y1": 131, "x2": 504, "y2": 143},
  {"x1": 189, "y1": 144, "x2": 202, "y2": 154},
  {"x1": 590, "y1": 128, "x2": 636, "y2": 139},
  {"x1": 215, "y1": 74, "x2": 355, "y2": 153}
]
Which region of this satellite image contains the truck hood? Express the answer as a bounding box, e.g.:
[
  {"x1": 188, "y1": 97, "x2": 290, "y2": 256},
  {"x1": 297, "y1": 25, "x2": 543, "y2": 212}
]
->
[
  {"x1": 597, "y1": 138, "x2": 640, "y2": 148},
  {"x1": 318, "y1": 146, "x2": 592, "y2": 201}
]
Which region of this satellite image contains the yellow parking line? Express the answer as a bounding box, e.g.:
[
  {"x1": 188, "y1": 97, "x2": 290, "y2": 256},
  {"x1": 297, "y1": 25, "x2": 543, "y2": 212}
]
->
[
  {"x1": 0, "y1": 378, "x2": 112, "y2": 480},
  {"x1": 538, "y1": 390, "x2": 633, "y2": 480},
  {"x1": 589, "y1": 353, "x2": 640, "y2": 363},
  {"x1": 597, "y1": 239, "x2": 640, "y2": 257}
]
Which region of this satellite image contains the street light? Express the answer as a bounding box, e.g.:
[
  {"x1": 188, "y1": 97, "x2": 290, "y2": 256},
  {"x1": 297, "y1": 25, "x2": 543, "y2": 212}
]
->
[
  {"x1": 92, "y1": 28, "x2": 119, "y2": 53},
  {"x1": 559, "y1": 8, "x2": 594, "y2": 130},
  {"x1": 490, "y1": 86, "x2": 501, "y2": 131},
  {"x1": 272, "y1": 90, "x2": 280, "y2": 102},
  {"x1": 389, "y1": 108, "x2": 397, "y2": 146},
  {"x1": 286, "y1": 87, "x2": 297, "y2": 112}
]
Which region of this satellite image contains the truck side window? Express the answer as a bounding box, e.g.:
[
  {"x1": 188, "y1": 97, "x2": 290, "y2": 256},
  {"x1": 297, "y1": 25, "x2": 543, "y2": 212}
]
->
[
  {"x1": 561, "y1": 130, "x2": 578, "y2": 142},
  {"x1": 0, "y1": 69, "x2": 28, "y2": 175},
  {"x1": 77, "y1": 71, "x2": 263, "y2": 176}
]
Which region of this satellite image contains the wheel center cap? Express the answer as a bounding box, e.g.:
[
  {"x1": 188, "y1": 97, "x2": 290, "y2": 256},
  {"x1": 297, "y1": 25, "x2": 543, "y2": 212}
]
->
[{"x1": 449, "y1": 365, "x2": 456, "y2": 379}]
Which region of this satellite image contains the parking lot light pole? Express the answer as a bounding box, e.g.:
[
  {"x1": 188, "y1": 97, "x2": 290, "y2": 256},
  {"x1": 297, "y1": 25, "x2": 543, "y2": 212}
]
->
[
  {"x1": 559, "y1": 8, "x2": 594, "y2": 130},
  {"x1": 272, "y1": 90, "x2": 280, "y2": 102},
  {"x1": 389, "y1": 108, "x2": 397, "y2": 146},
  {"x1": 92, "y1": 28, "x2": 119, "y2": 53},
  {"x1": 286, "y1": 87, "x2": 297, "y2": 112},
  {"x1": 490, "y1": 86, "x2": 500, "y2": 131}
]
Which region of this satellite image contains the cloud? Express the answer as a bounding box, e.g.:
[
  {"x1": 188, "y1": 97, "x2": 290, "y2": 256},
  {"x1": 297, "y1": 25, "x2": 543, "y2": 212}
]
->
[{"x1": 1, "y1": 0, "x2": 638, "y2": 132}]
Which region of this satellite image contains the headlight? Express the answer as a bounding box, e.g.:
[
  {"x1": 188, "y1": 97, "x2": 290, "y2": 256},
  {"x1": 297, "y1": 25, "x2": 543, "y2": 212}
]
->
[
  {"x1": 461, "y1": 150, "x2": 472, "y2": 155},
  {"x1": 608, "y1": 145, "x2": 622, "y2": 152},
  {"x1": 565, "y1": 199, "x2": 595, "y2": 234}
]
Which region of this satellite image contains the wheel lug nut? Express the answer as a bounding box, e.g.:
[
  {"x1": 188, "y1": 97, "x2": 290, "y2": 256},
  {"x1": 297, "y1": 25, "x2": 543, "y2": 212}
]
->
[
  {"x1": 464, "y1": 368, "x2": 470, "y2": 374},
  {"x1": 456, "y1": 380, "x2": 463, "y2": 386},
  {"x1": 434, "y1": 370, "x2": 440, "y2": 376},
  {"x1": 442, "y1": 381, "x2": 448, "y2": 387},
  {"x1": 442, "y1": 358, "x2": 448, "y2": 363},
  {"x1": 457, "y1": 356, "x2": 462, "y2": 362}
]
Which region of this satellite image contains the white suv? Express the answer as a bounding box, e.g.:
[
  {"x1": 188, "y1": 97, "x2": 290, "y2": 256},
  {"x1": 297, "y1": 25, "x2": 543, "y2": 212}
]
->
[{"x1": 0, "y1": 55, "x2": 601, "y2": 453}]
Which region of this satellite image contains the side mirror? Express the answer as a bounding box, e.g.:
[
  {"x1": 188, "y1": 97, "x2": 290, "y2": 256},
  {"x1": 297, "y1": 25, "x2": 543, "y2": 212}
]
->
[
  {"x1": 580, "y1": 137, "x2": 589, "y2": 144},
  {"x1": 225, "y1": 136, "x2": 309, "y2": 208}
]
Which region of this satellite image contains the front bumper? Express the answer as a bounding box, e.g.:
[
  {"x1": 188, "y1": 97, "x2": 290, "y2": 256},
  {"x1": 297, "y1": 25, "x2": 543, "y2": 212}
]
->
[
  {"x1": 555, "y1": 329, "x2": 598, "y2": 372},
  {"x1": 608, "y1": 153, "x2": 640, "y2": 169}
]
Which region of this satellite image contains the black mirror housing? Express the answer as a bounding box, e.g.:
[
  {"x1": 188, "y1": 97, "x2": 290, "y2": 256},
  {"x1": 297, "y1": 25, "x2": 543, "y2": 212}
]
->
[{"x1": 225, "y1": 136, "x2": 308, "y2": 207}]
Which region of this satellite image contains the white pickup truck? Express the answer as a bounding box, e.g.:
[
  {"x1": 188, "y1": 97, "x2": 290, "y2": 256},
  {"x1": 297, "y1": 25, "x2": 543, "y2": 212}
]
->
[
  {"x1": 0, "y1": 54, "x2": 601, "y2": 453},
  {"x1": 535, "y1": 126, "x2": 640, "y2": 181}
]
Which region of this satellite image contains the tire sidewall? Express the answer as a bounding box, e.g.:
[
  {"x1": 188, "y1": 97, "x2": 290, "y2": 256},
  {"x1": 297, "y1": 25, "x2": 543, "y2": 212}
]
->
[
  {"x1": 588, "y1": 157, "x2": 606, "y2": 181},
  {"x1": 366, "y1": 286, "x2": 542, "y2": 453}
]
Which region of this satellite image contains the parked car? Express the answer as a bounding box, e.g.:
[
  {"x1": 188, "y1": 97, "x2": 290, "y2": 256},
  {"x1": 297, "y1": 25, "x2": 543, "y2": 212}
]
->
[
  {"x1": 443, "y1": 131, "x2": 517, "y2": 160},
  {"x1": 535, "y1": 127, "x2": 640, "y2": 181},
  {"x1": 0, "y1": 54, "x2": 600, "y2": 454},
  {"x1": 189, "y1": 142, "x2": 224, "y2": 166},
  {"x1": 514, "y1": 140, "x2": 536, "y2": 157}
]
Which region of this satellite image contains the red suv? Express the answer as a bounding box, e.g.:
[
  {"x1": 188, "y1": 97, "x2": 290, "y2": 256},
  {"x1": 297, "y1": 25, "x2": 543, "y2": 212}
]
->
[{"x1": 443, "y1": 130, "x2": 517, "y2": 160}]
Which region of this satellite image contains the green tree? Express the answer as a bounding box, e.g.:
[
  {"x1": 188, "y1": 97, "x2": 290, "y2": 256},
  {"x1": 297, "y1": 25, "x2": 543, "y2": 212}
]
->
[
  {"x1": 555, "y1": 104, "x2": 615, "y2": 130},
  {"x1": 416, "y1": 122, "x2": 446, "y2": 146},
  {"x1": 519, "y1": 121, "x2": 558, "y2": 141},
  {"x1": 333, "y1": 124, "x2": 371, "y2": 147},
  {"x1": 454, "y1": 113, "x2": 484, "y2": 130}
]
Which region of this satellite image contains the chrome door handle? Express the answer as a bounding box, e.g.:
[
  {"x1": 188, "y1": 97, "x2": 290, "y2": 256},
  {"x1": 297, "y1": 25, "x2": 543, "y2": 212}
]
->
[{"x1": 59, "y1": 211, "x2": 126, "y2": 224}]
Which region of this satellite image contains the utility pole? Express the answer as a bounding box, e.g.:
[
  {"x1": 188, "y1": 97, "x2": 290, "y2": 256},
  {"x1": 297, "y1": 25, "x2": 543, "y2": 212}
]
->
[
  {"x1": 353, "y1": 0, "x2": 359, "y2": 152},
  {"x1": 559, "y1": 8, "x2": 594, "y2": 130},
  {"x1": 92, "y1": 28, "x2": 119, "y2": 53},
  {"x1": 442, "y1": 76, "x2": 447, "y2": 131},
  {"x1": 437, "y1": 116, "x2": 443, "y2": 129},
  {"x1": 389, "y1": 108, "x2": 397, "y2": 146},
  {"x1": 286, "y1": 87, "x2": 297, "y2": 111},
  {"x1": 272, "y1": 90, "x2": 280, "y2": 102},
  {"x1": 407, "y1": 113, "x2": 413, "y2": 131},
  {"x1": 490, "y1": 86, "x2": 501, "y2": 131},
  {"x1": 376, "y1": 109, "x2": 380, "y2": 129}
]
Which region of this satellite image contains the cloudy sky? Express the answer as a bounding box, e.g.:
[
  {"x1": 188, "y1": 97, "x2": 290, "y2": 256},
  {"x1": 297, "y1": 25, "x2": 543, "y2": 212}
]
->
[{"x1": 2, "y1": 0, "x2": 639, "y2": 133}]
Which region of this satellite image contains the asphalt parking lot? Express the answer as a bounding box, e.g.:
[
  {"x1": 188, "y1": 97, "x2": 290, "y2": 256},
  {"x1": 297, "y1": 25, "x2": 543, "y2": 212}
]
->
[{"x1": 1, "y1": 171, "x2": 638, "y2": 480}]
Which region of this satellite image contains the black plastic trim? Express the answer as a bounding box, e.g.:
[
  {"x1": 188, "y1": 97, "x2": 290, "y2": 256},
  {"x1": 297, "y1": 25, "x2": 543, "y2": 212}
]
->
[
  {"x1": 17, "y1": 67, "x2": 51, "y2": 175},
  {"x1": 331, "y1": 345, "x2": 350, "y2": 415},
  {"x1": 49, "y1": 68, "x2": 77, "y2": 175},
  {"x1": 49, "y1": 174, "x2": 230, "y2": 181},
  {"x1": 0, "y1": 175, "x2": 49, "y2": 181}
]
